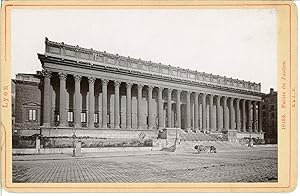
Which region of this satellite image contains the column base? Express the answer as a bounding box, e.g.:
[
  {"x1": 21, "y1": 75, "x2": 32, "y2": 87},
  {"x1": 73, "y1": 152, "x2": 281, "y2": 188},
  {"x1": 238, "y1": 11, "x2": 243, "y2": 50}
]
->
[
  {"x1": 59, "y1": 124, "x2": 67, "y2": 128},
  {"x1": 74, "y1": 124, "x2": 81, "y2": 128},
  {"x1": 42, "y1": 123, "x2": 50, "y2": 128}
]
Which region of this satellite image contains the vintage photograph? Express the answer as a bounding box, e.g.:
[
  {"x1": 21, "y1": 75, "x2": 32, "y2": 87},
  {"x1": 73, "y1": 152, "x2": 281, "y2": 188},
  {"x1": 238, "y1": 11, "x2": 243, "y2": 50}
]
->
[{"x1": 10, "y1": 8, "x2": 278, "y2": 183}]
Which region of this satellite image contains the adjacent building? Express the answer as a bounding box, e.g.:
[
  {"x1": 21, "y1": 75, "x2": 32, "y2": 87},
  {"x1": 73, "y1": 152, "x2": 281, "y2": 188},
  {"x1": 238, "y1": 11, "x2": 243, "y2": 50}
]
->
[{"x1": 262, "y1": 88, "x2": 277, "y2": 144}]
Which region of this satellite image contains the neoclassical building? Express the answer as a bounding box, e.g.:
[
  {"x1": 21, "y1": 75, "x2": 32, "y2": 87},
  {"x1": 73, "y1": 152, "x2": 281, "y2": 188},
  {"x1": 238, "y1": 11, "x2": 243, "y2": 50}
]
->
[{"x1": 36, "y1": 38, "x2": 264, "y2": 140}]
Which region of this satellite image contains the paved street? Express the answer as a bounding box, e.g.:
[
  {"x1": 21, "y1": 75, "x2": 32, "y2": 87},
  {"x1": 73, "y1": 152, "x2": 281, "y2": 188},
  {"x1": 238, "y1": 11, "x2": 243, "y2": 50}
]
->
[{"x1": 12, "y1": 146, "x2": 277, "y2": 183}]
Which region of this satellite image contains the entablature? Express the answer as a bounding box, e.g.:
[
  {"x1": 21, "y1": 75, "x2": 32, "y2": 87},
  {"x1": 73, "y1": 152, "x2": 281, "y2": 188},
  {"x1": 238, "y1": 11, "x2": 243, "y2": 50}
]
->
[{"x1": 39, "y1": 54, "x2": 263, "y2": 102}]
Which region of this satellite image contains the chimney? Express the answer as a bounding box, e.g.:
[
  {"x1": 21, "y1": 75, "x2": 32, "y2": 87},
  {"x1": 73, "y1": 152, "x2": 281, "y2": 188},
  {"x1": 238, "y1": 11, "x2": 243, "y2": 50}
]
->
[{"x1": 270, "y1": 88, "x2": 274, "y2": 94}]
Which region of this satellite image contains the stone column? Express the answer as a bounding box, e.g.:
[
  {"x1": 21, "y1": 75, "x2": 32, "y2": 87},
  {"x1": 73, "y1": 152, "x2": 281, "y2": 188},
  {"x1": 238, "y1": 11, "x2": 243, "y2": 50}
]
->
[
  {"x1": 258, "y1": 101, "x2": 263, "y2": 132},
  {"x1": 158, "y1": 87, "x2": 164, "y2": 130},
  {"x1": 229, "y1": 98, "x2": 234, "y2": 129},
  {"x1": 102, "y1": 79, "x2": 108, "y2": 128},
  {"x1": 194, "y1": 92, "x2": 199, "y2": 132},
  {"x1": 176, "y1": 90, "x2": 181, "y2": 129},
  {"x1": 167, "y1": 88, "x2": 173, "y2": 128},
  {"x1": 236, "y1": 99, "x2": 241, "y2": 132},
  {"x1": 216, "y1": 95, "x2": 221, "y2": 131},
  {"x1": 242, "y1": 99, "x2": 246, "y2": 132},
  {"x1": 42, "y1": 70, "x2": 51, "y2": 127},
  {"x1": 126, "y1": 82, "x2": 132, "y2": 129},
  {"x1": 202, "y1": 93, "x2": 207, "y2": 132},
  {"x1": 253, "y1": 101, "x2": 257, "y2": 132},
  {"x1": 247, "y1": 100, "x2": 252, "y2": 132},
  {"x1": 137, "y1": 84, "x2": 144, "y2": 129},
  {"x1": 186, "y1": 91, "x2": 191, "y2": 131},
  {"x1": 114, "y1": 81, "x2": 120, "y2": 129},
  {"x1": 74, "y1": 75, "x2": 82, "y2": 128},
  {"x1": 209, "y1": 94, "x2": 215, "y2": 132},
  {"x1": 148, "y1": 86, "x2": 154, "y2": 129},
  {"x1": 88, "y1": 77, "x2": 95, "y2": 128},
  {"x1": 223, "y1": 97, "x2": 229, "y2": 130},
  {"x1": 59, "y1": 72, "x2": 67, "y2": 127}
]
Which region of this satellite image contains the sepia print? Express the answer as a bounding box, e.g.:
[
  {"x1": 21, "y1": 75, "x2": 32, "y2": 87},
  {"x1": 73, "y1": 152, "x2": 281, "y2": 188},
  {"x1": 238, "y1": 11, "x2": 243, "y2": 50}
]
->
[{"x1": 1, "y1": 0, "x2": 297, "y2": 193}]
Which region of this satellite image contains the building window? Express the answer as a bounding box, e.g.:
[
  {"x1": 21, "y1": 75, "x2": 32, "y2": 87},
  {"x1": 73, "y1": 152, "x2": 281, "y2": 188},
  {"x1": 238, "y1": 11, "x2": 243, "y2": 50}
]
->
[
  {"x1": 271, "y1": 105, "x2": 275, "y2": 110},
  {"x1": 81, "y1": 112, "x2": 86, "y2": 123},
  {"x1": 94, "y1": 113, "x2": 98, "y2": 123},
  {"x1": 68, "y1": 111, "x2": 73, "y2": 122},
  {"x1": 28, "y1": 109, "x2": 37, "y2": 121}
]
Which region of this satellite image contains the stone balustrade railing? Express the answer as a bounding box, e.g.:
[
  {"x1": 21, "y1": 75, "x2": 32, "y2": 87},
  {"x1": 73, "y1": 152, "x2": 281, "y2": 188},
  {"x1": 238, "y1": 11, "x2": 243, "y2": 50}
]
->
[{"x1": 44, "y1": 38, "x2": 261, "y2": 93}]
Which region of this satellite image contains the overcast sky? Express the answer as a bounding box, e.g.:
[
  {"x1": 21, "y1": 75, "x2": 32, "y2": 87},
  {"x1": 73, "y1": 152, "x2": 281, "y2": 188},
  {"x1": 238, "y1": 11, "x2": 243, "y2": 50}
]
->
[{"x1": 11, "y1": 8, "x2": 276, "y2": 93}]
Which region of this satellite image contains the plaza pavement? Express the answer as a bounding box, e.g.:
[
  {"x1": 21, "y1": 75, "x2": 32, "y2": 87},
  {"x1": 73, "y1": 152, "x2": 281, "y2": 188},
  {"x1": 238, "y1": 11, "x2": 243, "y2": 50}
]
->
[{"x1": 12, "y1": 146, "x2": 277, "y2": 183}]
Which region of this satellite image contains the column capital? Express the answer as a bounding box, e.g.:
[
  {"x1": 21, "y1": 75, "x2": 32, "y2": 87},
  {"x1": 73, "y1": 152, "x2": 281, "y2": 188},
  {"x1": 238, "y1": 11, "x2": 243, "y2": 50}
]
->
[
  {"x1": 126, "y1": 82, "x2": 133, "y2": 88},
  {"x1": 230, "y1": 97, "x2": 234, "y2": 103},
  {"x1": 88, "y1": 77, "x2": 96, "y2": 84},
  {"x1": 137, "y1": 83, "x2": 144, "y2": 89},
  {"x1": 101, "y1": 78, "x2": 109, "y2": 85},
  {"x1": 74, "y1": 75, "x2": 82, "y2": 82},
  {"x1": 168, "y1": 88, "x2": 173, "y2": 93},
  {"x1": 177, "y1": 89, "x2": 182, "y2": 94},
  {"x1": 42, "y1": 69, "x2": 52, "y2": 78},
  {"x1": 202, "y1": 92, "x2": 207, "y2": 96},
  {"x1": 114, "y1": 80, "x2": 121, "y2": 87},
  {"x1": 148, "y1": 85, "x2": 154, "y2": 91},
  {"x1": 158, "y1": 86, "x2": 164, "y2": 92},
  {"x1": 186, "y1": 90, "x2": 191, "y2": 95},
  {"x1": 58, "y1": 72, "x2": 67, "y2": 80},
  {"x1": 194, "y1": 92, "x2": 200, "y2": 96}
]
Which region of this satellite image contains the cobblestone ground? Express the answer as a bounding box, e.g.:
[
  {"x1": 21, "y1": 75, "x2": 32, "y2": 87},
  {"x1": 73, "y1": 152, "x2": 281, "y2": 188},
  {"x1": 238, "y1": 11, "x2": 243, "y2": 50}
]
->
[{"x1": 12, "y1": 147, "x2": 277, "y2": 183}]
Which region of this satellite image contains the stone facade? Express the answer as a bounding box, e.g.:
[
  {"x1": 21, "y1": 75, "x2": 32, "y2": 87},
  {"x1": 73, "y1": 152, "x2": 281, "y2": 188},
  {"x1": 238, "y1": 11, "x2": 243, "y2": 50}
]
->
[
  {"x1": 262, "y1": 88, "x2": 277, "y2": 144},
  {"x1": 15, "y1": 38, "x2": 265, "y2": 140},
  {"x1": 13, "y1": 73, "x2": 42, "y2": 136}
]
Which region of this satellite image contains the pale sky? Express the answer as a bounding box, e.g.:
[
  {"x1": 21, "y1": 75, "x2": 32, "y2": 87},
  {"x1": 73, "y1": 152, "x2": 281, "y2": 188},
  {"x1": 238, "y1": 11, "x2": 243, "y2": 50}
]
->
[{"x1": 11, "y1": 8, "x2": 277, "y2": 93}]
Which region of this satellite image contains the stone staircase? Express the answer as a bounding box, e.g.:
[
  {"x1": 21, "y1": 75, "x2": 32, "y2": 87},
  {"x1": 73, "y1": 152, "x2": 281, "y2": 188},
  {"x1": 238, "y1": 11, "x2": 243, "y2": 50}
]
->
[
  {"x1": 173, "y1": 131, "x2": 248, "y2": 153},
  {"x1": 179, "y1": 132, "x2": 225, "y2": 141},
  {"x1": 175, "y1": 140, "x2": 249, "y2": 153}
]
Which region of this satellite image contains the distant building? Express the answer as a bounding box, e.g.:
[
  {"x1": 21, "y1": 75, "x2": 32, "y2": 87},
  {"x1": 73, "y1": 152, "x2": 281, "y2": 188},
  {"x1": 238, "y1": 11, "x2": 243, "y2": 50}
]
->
[
  {"x1": 13, "y1": 72, "x2": 42, "y2": 136},
  {"x1": 262, "y1": 88, "x2": 277, "y2": 144},
  {"x1": 11, "y1": 80, "x2": 15, "y2": 126}
]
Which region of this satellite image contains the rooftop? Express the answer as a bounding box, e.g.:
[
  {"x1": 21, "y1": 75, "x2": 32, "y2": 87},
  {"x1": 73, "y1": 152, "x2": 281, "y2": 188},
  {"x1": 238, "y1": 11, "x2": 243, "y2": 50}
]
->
[{"x1": 43, "y1": 37, "x2": 261, "y2": 93}]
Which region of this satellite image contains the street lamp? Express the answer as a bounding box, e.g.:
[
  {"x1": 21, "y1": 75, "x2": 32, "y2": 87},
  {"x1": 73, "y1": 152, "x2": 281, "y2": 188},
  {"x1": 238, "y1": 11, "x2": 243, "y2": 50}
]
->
[
  {"x1": 248, "y1": 125, "x2": 252, "y2": 147},
  {"x1": 72, "y1": 132, "x2": 76, "y2": 157}
]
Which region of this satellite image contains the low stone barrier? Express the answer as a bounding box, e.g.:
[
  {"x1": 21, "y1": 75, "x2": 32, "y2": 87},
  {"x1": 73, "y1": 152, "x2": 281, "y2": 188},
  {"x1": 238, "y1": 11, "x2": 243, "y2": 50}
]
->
[{"x1": 13, "y1": 146, "x2": 153, "y2": 155}]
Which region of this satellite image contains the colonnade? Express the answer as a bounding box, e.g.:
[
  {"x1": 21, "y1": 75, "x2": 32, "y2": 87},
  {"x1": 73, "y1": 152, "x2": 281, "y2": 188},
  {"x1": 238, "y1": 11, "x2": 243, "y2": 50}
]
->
[{"x1": 42, "y1": 70, "x2": 263, "y2": 132}]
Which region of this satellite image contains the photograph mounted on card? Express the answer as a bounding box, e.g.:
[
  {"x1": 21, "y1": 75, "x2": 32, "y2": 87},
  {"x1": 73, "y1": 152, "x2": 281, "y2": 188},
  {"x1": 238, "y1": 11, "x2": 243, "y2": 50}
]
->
[{"x1": 0, "y1": 0, "x2": 297, "y2": 192}]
